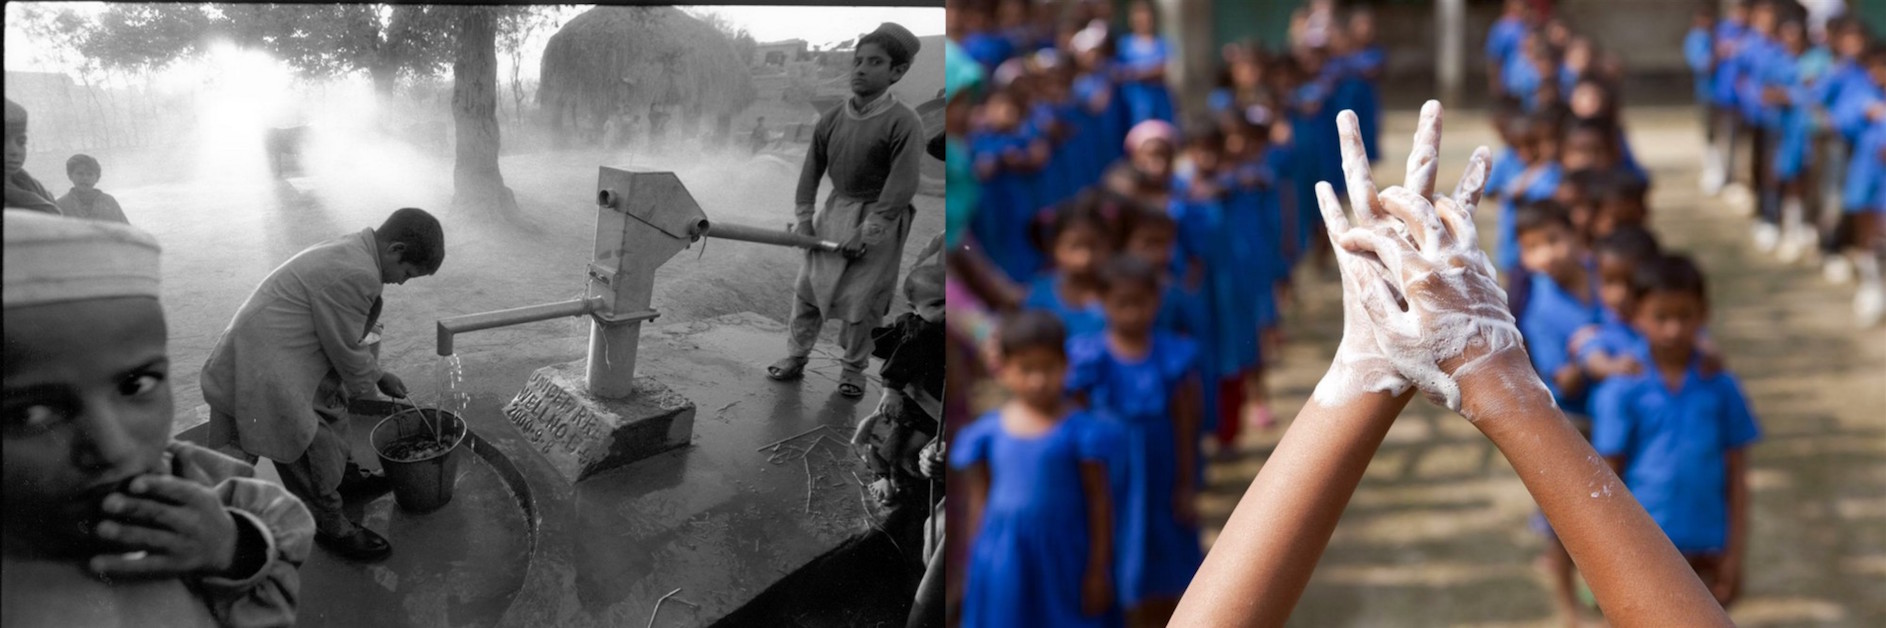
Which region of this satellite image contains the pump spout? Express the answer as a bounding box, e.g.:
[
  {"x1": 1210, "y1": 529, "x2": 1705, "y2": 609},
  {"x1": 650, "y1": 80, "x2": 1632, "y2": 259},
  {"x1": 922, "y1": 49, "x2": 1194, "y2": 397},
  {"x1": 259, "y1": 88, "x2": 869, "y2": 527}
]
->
[
  {"x1": 702, "y1": 222, "x2": 840, "y2": 252},
  {"x1": 437, "y1": 296, "x2": 603, "y2": 356}
]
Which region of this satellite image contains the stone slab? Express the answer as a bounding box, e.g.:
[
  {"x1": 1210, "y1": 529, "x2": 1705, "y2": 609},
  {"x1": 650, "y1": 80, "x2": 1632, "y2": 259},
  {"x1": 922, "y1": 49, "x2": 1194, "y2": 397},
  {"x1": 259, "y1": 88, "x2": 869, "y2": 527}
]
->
[{"x1": 503, "y1": 362, "x2": 695, "y2": 483}]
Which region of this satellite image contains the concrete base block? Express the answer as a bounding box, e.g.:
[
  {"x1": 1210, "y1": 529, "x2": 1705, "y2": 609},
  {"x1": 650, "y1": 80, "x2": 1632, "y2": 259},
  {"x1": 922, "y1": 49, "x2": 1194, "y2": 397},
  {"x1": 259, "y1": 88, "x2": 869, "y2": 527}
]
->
[{"x1": 502, "y1": 360, "x2": 694, "y2": 483}]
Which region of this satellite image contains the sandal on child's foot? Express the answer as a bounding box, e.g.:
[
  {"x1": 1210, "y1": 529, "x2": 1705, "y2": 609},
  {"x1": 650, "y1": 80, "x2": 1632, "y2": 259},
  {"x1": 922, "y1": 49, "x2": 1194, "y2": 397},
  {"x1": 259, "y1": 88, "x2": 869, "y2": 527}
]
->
[
  {"x1": 837, "y1": 370, "x2": 866, "y2": 398},
  {"x1": 766, "y1": 356, "x2": 808, "y2": 381}
]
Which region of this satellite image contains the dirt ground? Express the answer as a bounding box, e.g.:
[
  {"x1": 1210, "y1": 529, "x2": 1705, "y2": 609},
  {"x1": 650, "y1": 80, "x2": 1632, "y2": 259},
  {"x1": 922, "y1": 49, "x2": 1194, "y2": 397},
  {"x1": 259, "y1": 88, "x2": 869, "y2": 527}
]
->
[
  {"x1": 14, "y1": 138, "x2": 942, "y2": 434},
  {"x1": 1199, "y1": 106, "x2": 1886, "y2": 626}
]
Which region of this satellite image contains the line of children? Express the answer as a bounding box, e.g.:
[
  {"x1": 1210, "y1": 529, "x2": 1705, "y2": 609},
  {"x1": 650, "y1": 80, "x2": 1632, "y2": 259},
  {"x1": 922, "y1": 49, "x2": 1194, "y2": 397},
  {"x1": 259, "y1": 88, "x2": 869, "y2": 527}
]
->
[
  {"x1": 1480, "y1": 7, "x2": 1780, "y2": 622},
  {"x1": 947, "y1": 2, "x2": 1379, "y2": 623},
  {"x1": 1691, "y1": 1, "x2": 1886, "y2": 327}
]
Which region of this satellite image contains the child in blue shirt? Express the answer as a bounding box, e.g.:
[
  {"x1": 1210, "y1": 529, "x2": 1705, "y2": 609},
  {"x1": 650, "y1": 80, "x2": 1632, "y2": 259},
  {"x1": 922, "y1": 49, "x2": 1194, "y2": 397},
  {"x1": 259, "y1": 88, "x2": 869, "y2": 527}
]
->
[
  {"x1": 1065, "y1": 256, "x2": 1203, "y2": 627},
  {"x1": 1492, "y1": 114, "x2": 1565, "y2": 274},
  {"x1": 1172, "y1": 121, "x2": 1265, "y2": 447},
  {"x1": 1023, "y1": 195, "x2": 1113, "y2": 338},
  {"x1": 953, "y1": 310, "x2": 1124, "y2": 627},
  {"x1": 1485, "y1": 0, "x2": 1532, "y2": 97},
  {"x1": 971, "y1": 87, "x2": 1053, "y2": 282},
  {"x1": 1573, "y1": 226, "x2": 1661, "y2": 381},
  {"x1": 1591, "y1": 254, "x2": 1761, "y2": 608},
  {"x1": 1685, "y1": 5, "x2": 1716, "y2": 120},
  {"x1": 1116, "y1": 1, "x2": 1175, "y2": 127},
  {"x1": 1703, "y1": 2, "x2": 1751, "y2": 194}
]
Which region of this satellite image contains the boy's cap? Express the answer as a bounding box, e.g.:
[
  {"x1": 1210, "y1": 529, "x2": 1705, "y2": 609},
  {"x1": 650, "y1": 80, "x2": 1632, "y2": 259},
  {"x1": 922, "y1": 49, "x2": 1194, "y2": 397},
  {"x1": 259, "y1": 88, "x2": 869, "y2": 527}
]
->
[
  {"x1": 5, "y1": 99, "x2": 25, "y2": 132},
  {"x1": 1125, "y1": 119, "x2": 1177, "y2": 153},
  {"x1": 872, "y1": 22, "x2": 921, "y2": 59},
  {"x1": 4, "y1": 209, "x2": 161, "y2": 308}
]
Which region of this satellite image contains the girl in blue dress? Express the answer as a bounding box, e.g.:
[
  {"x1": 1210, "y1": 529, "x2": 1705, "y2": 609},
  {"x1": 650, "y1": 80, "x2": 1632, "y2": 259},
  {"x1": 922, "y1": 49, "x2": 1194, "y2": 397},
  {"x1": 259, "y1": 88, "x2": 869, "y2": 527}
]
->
[
  {"x1": 1066, "y1": 256, "x2": 1204, "y2": 627},
  {"x1": 1117, "y1": 203, "x2": 1218, "y2": 439},
  {"x1": 1071, "y1": 22, "x2": 1127, "y2": 182},
  {"x1": 1116, "y1": 1, "x2": 1176, "y2": 127},
  {"x1": 1023, "y1": 196, "x2": 1114, "y2": 338},
  {"x1": 1217, "y1": 110, "x2": 1281, "y2": 431},
  {"x1": 1171, "y1": 123, "x2": 1263, "y2": 449},
  {"x1": 953, "y1": 310, "x2": 1124, "y2": 628},
  {"x1": 971, "y1": 86, "x2": 1053, "y2": 283},
  {"x1": 1335, "y1": 10, "x2": 1385, "y2": 163}
]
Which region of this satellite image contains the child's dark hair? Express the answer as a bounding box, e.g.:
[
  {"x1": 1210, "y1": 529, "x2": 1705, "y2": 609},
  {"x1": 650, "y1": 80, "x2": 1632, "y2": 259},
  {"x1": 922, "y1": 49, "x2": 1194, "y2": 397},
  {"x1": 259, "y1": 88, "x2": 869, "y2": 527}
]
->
[
  {"x1": 1594, "y1": 225, "x2": 1661, "y2": 264},
  {"x1": 1031, "y1": 191, "x2": 1115, "y2": 254},
  {"x1": 1561, "y1": 168, "x2": 1608, "y2": 199},
  {"x1": 1514, "y1": 199, "x2": 1573, "y2": 236},
  {"x1": 65, "y1": 154, "x2": 100, "y2": 174},
  {"x1": 1097, "y1": 254, "x2": 1161, "y2": 295},
  {"x1": 1601, "y1": 173, "x2": 1649, "y2": 206},
  {"x1": 858, "y1": 31, "x2": 916, "y2": 69},
  {"x1": 1120, "y1": 202, "x2": 1176, "y2": 237},
  {"x1": 378, "y1": 207, "x2": 447, "y2": 273},
  {"x1": 1629, "y1": 253, "x2": 1708, "y2": 302},
  {"x1": 998, "y1": 309, "x2": 1068, "y2": 357},
  {"x1": 1183, "y1": 115, "x2": 1225, "y2": 151}
]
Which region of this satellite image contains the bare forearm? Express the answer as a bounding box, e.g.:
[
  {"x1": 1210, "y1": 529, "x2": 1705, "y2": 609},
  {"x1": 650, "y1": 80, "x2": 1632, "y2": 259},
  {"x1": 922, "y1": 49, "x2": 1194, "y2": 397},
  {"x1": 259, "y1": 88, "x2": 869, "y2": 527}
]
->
[
  {"x1": 1465, "y1": 359, "x2": 1729, "y2": 626},
  {"x1": 1171, "y1": 382, "x2": 1412, "y2": 626}
]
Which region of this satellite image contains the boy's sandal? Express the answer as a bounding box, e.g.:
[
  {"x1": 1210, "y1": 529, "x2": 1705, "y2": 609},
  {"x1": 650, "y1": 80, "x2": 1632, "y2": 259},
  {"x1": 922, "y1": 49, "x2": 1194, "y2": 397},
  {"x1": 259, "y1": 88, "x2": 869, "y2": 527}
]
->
[
  {"x1": 838, "y1": 370, "x2": 866, "y2": 398},
  {"x1": 766, "y1": 356, "x2": 808, "y2": 381}
]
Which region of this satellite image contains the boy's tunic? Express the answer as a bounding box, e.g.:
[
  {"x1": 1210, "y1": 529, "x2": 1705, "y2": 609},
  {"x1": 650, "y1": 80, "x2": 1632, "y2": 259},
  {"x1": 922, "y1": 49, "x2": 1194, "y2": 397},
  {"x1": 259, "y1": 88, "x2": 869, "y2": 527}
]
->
[
  {"x1": 201, "y1": 229, "x2": 385, "y2": 462},
  {"x1": 1, "y1": 442, "x2": 315, "y2": 628},
  {"x1": 795, "y1": 93, "x2": 924, "y2": 324},
  {"x1": 56, "y1": 187, "x2": 129, "y2": 224}
]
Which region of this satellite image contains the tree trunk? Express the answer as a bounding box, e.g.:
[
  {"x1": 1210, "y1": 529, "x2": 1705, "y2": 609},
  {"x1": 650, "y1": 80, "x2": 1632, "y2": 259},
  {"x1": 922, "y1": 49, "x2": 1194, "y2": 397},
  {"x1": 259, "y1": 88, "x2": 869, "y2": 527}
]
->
[{"x1": 450, "y1": 7, "x2": 521, "y2": 221}]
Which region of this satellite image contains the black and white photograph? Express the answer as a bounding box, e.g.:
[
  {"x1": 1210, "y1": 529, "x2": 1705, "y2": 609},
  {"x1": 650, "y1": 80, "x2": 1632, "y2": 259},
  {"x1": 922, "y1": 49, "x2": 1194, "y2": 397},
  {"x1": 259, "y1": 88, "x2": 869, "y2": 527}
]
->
[{"x1": 4, "y1": 2, "x2": 944, "y2": 626}]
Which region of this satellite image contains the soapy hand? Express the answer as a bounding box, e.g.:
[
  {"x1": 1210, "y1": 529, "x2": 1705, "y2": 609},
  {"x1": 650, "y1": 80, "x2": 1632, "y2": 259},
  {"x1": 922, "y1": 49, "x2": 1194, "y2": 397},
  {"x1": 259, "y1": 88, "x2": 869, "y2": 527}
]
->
[{"x1": 1314, "y1": 101, "x2": 1528, "y2": 413}]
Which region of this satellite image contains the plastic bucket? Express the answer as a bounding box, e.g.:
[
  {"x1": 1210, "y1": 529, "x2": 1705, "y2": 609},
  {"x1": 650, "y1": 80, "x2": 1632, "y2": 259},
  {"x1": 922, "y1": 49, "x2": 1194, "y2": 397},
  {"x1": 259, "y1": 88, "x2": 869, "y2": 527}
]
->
[{"x1": 370, "y1": 407, "x2": 467, "y2": 512}]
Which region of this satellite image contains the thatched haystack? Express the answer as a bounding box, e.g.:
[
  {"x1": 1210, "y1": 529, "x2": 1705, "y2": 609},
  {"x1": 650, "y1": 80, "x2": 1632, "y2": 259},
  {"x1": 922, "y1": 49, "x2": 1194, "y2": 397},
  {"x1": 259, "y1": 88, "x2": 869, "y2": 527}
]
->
[{"x1": 537, "y1": 6, "x2": 756, "y2": 145}]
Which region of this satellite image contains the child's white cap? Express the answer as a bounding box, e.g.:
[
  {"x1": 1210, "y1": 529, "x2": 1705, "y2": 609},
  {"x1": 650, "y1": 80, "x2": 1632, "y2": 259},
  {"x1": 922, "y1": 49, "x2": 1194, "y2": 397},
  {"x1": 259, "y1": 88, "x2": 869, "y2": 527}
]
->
[{"x1": 4, "y1": 209, "x2": 161, "y2": 308}]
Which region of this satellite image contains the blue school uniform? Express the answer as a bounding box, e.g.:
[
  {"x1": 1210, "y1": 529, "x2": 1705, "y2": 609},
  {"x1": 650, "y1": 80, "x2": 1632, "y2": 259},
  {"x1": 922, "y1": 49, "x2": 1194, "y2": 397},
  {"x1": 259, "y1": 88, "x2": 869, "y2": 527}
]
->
[
  {"x1": 1573, "y1": 310, "x2": 1643, "y2": 374},
  {"x1": 1025, "y1": 275, "x2": 1109, "y2": 338},
  {"x1": 1845, "y1": 121, "x2": 1886, "y2": 214},
  {"x1": 1830, "y1": 80, "x2": 1883, "y2": 144},
  {"x1": 1260, "y1": 145, "x2": 1296, "y2": 282},
  {"x1": 1685, "y1": 26, "x2": 1714, "y2": 103},
  {"x1": 1816, "y1": 59, "x2": 1868, "y2": 130},
  {"x1": 1503, "y1": 53, "x2": 1545, "y2": 112},
  {"x1": 1771, "y1": 50, "x2": 1821, "y2": 182},
  {"x1": 1733, "y1": 35, "x2": 1780, "y2": 124},
  {"x1": 1486, "y1": 147, "x2": 1522, "y2": 197},
  {"x1": 1486, "y1": 16, "x2": 1528, "y2": 71},
  {"x1": 1334, "y1": 46, "x2": 1386, "y2": 163},
  {"x1": 1172, "y1": 171, "x2": 1261, "y2": 380},
  {"x1": 961, "y1": 31, "x2": 1014, "y2": 73},
  {"x1": 1495, "y1": 162, "x2": 1563, "y2": 271},
  {"x1": 1032, "y1": 102, "x2": 1075, "y2": 208},
  {"x1": 1590, "y1": 353, "x2": 1762, "y2": 554},
  {"x1": 1221, "y1": 160, "x2": 1283, "y2": 330},
  {"x1": 1117, "y1": 35, "x2": 1176, "y2": 126},
  {"x1": 1709, "y1": 22, "x2": 1748, "y2": 108},
  {"x1": 1076, "y1": 70, "x2": 1126, "y2": 182},
  {"x1": 952, "y1": 410, "x2": 1127, "y2": 628},
  {"x1": 1065, "y1": 332, "x2": 1204, "y2": 606},
  {"x1": 1156, "y1": 276, "x2": 1218, "y2": 431},
  {"x1": 970, "y1": 129, "x2": 1045, "y2": 282},
  {"x1": 1518, "y1": 261, "x2": 1604, "y2": 416}
]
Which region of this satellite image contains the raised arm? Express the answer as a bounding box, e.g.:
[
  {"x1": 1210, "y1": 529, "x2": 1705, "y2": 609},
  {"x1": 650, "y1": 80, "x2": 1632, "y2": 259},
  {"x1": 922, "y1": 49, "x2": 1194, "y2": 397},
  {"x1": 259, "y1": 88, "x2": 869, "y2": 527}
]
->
[
  {"x1": 1175, "y1": 101, "x2": 1729, "y2": 627},
  {"x1": 1325, "y1": 101, "x2": 1730, "y2": 626}
]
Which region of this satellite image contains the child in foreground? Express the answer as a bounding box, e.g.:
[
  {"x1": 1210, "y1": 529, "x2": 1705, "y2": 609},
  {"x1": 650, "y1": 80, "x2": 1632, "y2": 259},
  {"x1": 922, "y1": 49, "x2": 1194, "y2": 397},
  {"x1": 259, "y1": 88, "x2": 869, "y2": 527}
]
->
[
  {"x1": 1171, "y1": 103, "x2": 1732, "y2": 627},
  {"x1": 1592, "y1": 254, "x2": 1761, "y2": 608},
  {"x1": 953, "y1": 310, "x2": 1123, "y2": 628},
  {"x1": 1066, "y1": 256, "x2": 1203, "y2": 627},
  {"x1": 3, "y1": 210, "x2": 315, "y2": 627}
]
